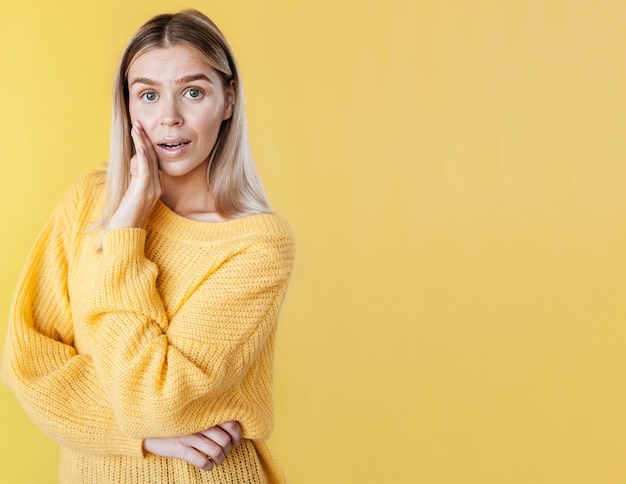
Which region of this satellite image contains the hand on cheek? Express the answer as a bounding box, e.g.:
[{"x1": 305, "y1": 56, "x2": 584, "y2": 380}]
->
[{"x1": 107, "y1": 121, "x2": 162, "y2": 230}]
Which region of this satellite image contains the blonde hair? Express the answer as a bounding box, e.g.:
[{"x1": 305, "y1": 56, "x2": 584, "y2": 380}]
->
[{"x1": 96, "y1": 10, "x2": 271, "y2": 231}]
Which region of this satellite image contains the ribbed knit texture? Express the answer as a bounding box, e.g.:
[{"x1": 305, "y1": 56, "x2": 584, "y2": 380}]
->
[{"x1": 1, "y1": 172, "x2": 295, "y2": 483}]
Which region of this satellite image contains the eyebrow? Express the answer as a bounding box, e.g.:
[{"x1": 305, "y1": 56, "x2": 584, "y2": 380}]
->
[
  {"x1": 129, "y1": 77, "x2": 158, "y2": 87},
  {"x1": 129, "y1": 74, "x2": 214, "y2": 87},
  {"x1": 177, "y1": 74, "x2": 214, "y2": 85}
]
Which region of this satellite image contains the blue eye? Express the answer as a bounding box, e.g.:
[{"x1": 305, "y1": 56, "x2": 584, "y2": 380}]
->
[
  {"x1": 186, "y1": 89, "x2": 203, "y2": 99},
  {"x1": 142, "y1": 92, "x2": 157, "y2": 101}
]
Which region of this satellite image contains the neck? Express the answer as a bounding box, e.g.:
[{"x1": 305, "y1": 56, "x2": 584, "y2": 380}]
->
[{"x1": 159, "y1": 175, "x2": 225, "y2": 222}]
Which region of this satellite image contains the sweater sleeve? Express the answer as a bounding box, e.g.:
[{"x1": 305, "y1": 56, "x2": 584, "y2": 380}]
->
[
  {"x1": 1, "y1": 182, "x2": 144, "y2": 458},
  {"x1": 86, "y1": 226, "x2": 294, "y2": 439}
]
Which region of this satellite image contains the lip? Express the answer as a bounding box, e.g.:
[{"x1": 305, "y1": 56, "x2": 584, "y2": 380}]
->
[{"x1": 156, "y1": 138, "x2": 191, "y2": 158}]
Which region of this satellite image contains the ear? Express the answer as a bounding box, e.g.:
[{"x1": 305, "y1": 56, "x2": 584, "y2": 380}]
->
[{"x1": 223, "y1": 80, "x2": 235, "y2": 121}]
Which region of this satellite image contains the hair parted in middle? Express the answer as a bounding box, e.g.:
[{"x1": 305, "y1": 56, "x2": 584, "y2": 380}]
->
[{"x1": 97, "y1": 9, "x2": 271, "y2": 231}]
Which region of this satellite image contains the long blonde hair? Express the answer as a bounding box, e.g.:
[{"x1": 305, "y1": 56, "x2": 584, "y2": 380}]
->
[{"x1": 96, "y1": 10, "x2": 271, "y2": 231}]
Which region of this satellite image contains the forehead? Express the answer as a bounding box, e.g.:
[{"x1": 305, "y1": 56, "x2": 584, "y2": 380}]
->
[{"x1": 128, "y1": 45, "x2": 217, "y2": 80}]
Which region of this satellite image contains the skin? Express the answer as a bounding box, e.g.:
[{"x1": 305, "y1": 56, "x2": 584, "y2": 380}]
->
[
  {"x1": 142, "y1": 421, "x2": 242, "y2": 472},
  {"x1": 108, "y1": 45, "x2": 240, "y2": 470},
  {"x1": 109, "y1": 44, "x2": 235, "y2": 230}
]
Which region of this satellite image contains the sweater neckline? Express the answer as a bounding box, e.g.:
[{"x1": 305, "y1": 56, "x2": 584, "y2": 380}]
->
[{"x1": 149, "y1": 199, "x2": 282, "y2": 241}]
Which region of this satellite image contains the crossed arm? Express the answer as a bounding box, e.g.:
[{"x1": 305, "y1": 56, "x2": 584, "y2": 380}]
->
[
  {"x1": 2, "y1": 123, "x2": 292, "y2": 471},
  {"x1": 0, "y1": 193, "x2": 245, "y2": 471}
]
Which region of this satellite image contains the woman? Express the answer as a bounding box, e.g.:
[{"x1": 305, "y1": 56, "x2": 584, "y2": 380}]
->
[{"x1": 1, "y1": 10, "x2": 294, "y2": 484}]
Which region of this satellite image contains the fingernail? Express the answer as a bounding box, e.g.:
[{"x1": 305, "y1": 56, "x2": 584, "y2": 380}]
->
[
  {"x1": 135, "y1": 120, "x2": 142, "y2": 129},
  {"x1": 139, "y1": 145, "x2": 145, "y2": 154}
]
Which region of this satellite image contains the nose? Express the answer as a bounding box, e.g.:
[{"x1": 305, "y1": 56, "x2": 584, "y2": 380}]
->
[{"x1": 159, "y1": 97, "x2": 183, "y2": 126}]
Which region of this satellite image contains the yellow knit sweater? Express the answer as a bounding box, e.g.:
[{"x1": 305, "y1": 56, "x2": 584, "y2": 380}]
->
[{"x1": 1, "y1": 172, "x2": 295, "y2": 483}]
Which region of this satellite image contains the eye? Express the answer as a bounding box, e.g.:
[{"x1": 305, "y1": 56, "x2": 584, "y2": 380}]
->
[
  {"x1": 184, "y1": 88, "x2": 203, "y2": 99},
  {"x1": 141, "y1": 91, "x2": 158, "y2": 102}
]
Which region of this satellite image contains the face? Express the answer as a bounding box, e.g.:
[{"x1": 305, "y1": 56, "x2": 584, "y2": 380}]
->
[{"x1": 127, "y1": 44, "x2": 234, "y2": 183}]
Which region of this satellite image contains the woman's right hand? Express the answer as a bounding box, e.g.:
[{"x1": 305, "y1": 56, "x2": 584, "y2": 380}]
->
[
  {"x1": 108, "y1": 120, "x2": 161, "y2": 230},
  {"x1": 142, "y1": 421, "x2": 243, "y2": 471}
]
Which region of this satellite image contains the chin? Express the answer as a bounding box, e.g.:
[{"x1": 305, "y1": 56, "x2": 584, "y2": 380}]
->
[{"x1": 161, "y1": 164, "x2": 207, "y2": 180}]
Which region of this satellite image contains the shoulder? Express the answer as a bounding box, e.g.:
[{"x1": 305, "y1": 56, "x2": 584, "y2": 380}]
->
[
  {"x1": 239, "y1": 213, "x2": 294, "y2": 241},
  {"x1": 236, "y1": 213, "x2": 295, "y2": 275},
  {"x1": 212, "y1": 213, "x2": 295, "y2": 276},
  {"x1": 57, "y1": 170, "x2": 105, "y2": 207},
  {"x1": 217, "y1": 214, "x2": 295, "y2": 285},
  {"x1": 56, "y1": 170, "x2": 106, "y2": 229},
  {"x1": 227, "y1": 213, "x2": 295, "y2": 255},
  {"x1": 66, "y1": 170, "x2": 106, "y2": 201}
]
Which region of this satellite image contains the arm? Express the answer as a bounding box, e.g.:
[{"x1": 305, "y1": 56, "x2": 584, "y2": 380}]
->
[
  {"x1": 86, "y1": 227, "x2": 294, "y2": 438},
  {"x1": 1, "y1": 181, "x2": 144, "y2": 457},
  {"x1": 144, "y1": 420, "x2": 243, "y2": 471},
  {"x1": 85, "y1": 122, "x2": 294, "y2": 439},
  {"x1": 0, "y1": 180, "x2": 246, "y2": 468}
]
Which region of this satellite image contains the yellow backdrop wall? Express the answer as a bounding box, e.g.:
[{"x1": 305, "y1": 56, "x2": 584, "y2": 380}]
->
[{"x1": 2, "y1": 1, "x2": 626, "y2": 483}]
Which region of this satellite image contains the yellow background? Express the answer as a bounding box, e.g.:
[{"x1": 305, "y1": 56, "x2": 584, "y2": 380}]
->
[{"x1": 2, "y1": 0, "x2": 626, "y2": 482}]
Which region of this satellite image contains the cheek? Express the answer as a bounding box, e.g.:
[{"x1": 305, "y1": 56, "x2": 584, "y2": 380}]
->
[
  {"x1": 128, "y1": 99, "x2": 139, "y2": 121},
  {"x1": 198, "y1": 116, "x2": 224, "y2": 144},
  {"x1": 128, "y1": 102, "x2": 153, "y2": 128}
]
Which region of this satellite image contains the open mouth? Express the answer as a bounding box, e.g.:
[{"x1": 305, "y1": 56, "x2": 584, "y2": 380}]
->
[{"x1": 159, "y1": 141, "x2": 190, "y2": 149}]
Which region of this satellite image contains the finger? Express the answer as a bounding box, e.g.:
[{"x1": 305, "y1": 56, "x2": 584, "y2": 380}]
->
[
  {"x1": 130, "y1": 126, "x2": 160, "y2": 200},
  {"x1": 180, "y1": 433, "x2": 226, "y2": 466},
  {"x1": 134, "y1": 120, "x2": 150, "y2": 150},
  {"x1": 129, "y1": 155, "x2": 139, "y2": 178},
  {"x1": 133, "y1": 121, "x2": 158, "y2": 166},
  {"x1": 130, "y1": 126, "x2": 149, "y2": 180},
  {"x1": 200, "y1": 426, "x2": 232, "y2": 456},
  {"x1": 218, "y1": 421, "x2": 242, "y2": 447},
  {"x1": 180, "y1": 442, "x2": 215, "y2": 471},
  {"x1": 130, "y1": 122, "x2": 146, "y2": 158},
  {"x1": 133, "y1": 121, "x2": 161, "y2": 192}
]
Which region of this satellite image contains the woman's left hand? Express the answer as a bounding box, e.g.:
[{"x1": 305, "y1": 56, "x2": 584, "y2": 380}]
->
[{"x1": 142, "y1": 421, "x2": 243, "y2": 471}]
